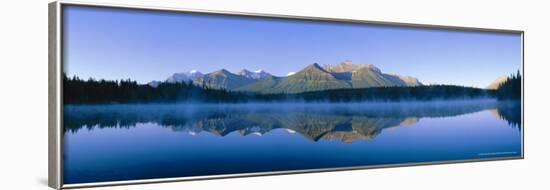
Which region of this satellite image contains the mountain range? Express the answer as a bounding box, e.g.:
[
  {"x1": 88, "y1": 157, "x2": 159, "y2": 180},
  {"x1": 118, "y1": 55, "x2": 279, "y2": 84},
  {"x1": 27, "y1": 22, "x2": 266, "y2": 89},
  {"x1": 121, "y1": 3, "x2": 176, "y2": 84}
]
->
[{"x1": 149, "y1": 61, "x2": 423, "y2": 94}]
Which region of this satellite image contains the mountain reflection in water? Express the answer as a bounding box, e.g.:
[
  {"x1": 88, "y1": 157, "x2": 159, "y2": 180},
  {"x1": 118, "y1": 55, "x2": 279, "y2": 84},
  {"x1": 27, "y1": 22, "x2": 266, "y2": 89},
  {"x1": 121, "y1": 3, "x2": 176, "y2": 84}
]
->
[{"x1": 64, "y1": 100, "x2": 520, "y2": 143}]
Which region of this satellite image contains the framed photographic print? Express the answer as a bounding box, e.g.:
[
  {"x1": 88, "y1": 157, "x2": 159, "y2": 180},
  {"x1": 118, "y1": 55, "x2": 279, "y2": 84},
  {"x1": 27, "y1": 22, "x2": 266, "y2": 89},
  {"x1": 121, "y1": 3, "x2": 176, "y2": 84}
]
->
[{"x1": 49, "y1": 1, "x2": 523, "y2": 189}]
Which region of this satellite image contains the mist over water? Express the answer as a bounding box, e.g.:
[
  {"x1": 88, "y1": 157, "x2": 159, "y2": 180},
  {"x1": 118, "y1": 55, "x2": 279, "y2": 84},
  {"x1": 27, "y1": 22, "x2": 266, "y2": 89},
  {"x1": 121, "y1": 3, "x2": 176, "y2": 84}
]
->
[{"x1": 63, "y1": 99, "x2": 521, "y2": 184}]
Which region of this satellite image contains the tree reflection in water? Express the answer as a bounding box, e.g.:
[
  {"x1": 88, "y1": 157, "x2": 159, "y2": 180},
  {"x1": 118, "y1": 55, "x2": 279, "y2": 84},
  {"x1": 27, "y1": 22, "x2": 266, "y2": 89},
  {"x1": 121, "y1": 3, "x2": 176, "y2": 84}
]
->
[{"x1": 64, "y1": 100, "x2": 521, "y2": 143}]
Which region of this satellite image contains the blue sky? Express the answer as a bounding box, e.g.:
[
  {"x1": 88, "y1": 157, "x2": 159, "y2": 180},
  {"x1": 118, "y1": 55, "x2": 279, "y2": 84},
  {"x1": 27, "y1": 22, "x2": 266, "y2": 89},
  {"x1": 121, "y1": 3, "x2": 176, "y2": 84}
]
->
[{"x1": 63, "y1": 5, "x2": 521, "y2": 88}]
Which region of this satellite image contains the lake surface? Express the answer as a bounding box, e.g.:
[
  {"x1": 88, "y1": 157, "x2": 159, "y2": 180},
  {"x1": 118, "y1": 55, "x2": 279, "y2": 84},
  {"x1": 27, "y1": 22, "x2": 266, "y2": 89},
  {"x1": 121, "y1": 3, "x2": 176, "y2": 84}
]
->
[{"x1": 63, "y1": 100, "x2": 521, "y2": 184}]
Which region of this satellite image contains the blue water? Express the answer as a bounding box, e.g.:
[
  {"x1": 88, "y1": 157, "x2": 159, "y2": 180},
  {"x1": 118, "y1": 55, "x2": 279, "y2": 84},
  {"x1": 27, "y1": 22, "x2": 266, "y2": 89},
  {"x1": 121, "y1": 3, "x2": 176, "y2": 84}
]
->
[{"x1": 63, "y1": 100, "x2": 521, "y2": 184}]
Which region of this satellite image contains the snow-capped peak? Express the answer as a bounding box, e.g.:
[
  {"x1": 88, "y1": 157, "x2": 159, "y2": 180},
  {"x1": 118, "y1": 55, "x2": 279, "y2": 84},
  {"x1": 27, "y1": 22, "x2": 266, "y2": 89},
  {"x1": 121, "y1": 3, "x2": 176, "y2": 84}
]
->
[
  {"x1": 286, "y1": 72, "x2": 296, "y2": 76},
  {"x1": 165, "y1": 70, "x2": 203, "y2": 84},
  {"x1": 238, "y1": 69, "x2": 272, "y2": 80}
]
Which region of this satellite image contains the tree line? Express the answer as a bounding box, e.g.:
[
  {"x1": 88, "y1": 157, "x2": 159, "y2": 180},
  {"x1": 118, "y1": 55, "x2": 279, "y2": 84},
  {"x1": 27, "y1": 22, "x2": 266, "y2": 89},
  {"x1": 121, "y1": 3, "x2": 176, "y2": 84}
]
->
[
  {"x1": 63, "y1": 72, "x2": 521, "y2": 104},
  {"x1": 495, "y1": 70, "x2": 522, "y2": 100},
  {"x1": 63, "y1": 74, "x2": 243, "y2": 104},
  {"x1": 289, "y1": 85, "x2": 493, "y2": 102}
]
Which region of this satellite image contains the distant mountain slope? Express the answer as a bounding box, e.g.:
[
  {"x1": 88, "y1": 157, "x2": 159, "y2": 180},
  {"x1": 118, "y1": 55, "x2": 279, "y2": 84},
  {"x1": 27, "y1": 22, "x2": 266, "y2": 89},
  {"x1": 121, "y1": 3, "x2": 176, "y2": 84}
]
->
[
  {"x1": 194, "y1": 69, "x2": 256, "y2": 90},
  {"x1": 487, "y1": 75, "x2": 508, "y2": 89},
  {"x1": 323, "y1": 60, "x2": 380, "y2": 73},
  {"x1": 325, "y1": 60, "x2": 422, "y2": 87},
  {"x1": 349, "y1": 67, "x2": 397, "y2": 88},
  {"x1": 238, "y1": 69, "x2": 272, "y2": 80},
  {"x1": 382, "y1": 74, "x2": 422, "y2": 87},
  {"x1": 165, "y1": 70, "x2": 203, "y2": 84},
  {"x1": 235, "y1": 75, "x2": 281, "y2": 92},
  {"x1": 250, "y1": 63, "x2": 352, "y2": 94},
  {"x1": 396, "y1": 75, "x2": 422, "y2": 86},
  {"x1": 147, "y1": 80, "x2": 162, "y2": 87}
]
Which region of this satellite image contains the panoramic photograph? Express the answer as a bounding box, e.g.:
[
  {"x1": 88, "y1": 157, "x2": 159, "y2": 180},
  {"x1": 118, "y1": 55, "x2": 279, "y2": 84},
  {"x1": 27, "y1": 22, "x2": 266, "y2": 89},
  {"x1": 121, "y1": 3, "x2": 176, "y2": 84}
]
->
[{"x1": 62, "y1": 5, "x2": 522, "y2": 184}]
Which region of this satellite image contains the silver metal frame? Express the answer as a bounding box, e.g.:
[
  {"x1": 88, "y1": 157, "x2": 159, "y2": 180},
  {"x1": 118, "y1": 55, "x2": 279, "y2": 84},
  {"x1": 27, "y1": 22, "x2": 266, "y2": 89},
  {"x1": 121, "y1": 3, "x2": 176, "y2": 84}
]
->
[{"x1": 48, "y1": 0, "x2": 525, "y2": 189}]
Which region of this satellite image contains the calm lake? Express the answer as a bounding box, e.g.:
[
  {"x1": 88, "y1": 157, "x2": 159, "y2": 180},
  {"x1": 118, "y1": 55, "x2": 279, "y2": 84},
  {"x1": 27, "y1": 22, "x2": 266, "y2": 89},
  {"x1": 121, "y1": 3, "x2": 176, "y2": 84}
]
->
[{"x1": 63, "y1": 100, "x2": 521, "y2": 184}]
